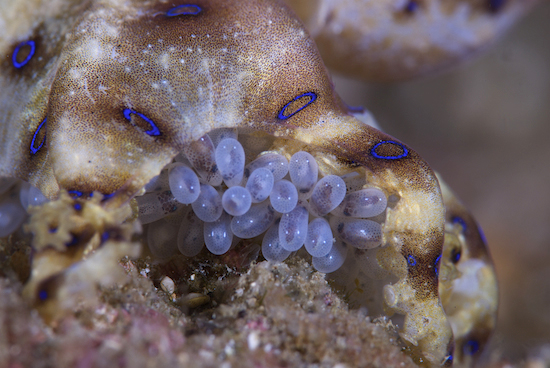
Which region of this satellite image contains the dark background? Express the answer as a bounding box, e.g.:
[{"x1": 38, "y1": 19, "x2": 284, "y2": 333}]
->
[{"x1": 332, "y1": 2, "x2": 550, "y2": 362}]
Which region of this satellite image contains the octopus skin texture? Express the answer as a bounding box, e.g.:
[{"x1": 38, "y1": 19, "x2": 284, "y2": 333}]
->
[
  {"x1": 0, "y1": 0, "x2": 498, "y2": 366},
  {"x1": 284, "y1": 0, "x2": 539, "y2": 81},
  {"x1": 437, "y1": 175, "x2": 498, "y2": 367}
]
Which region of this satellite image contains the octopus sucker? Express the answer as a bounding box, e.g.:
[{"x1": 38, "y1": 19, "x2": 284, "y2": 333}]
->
[{"x1": 0, "y1": 0, "x2": 501, "y2": 366}]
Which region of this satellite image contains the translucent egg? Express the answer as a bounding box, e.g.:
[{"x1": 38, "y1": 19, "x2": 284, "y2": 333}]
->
[
  {"x1": 143, "y1": 164, "x2": 176, "y2": 193},
  {"x1": 147, "y1": 221, "x2": 178, "y2": 260},
  {"x1": 19, "y1": 182, "x2": 48, "y2": 209},
  {"x1": 270, "y1": 180, "x2": 298, "y2": 213},
  {"x1": 136, "y1": 191, "x2": 183, "y2": 224},
  {"x1": 262, "y1": 221, "x2": 291, "y2": 262},
  {"x1": 0, "y1": 200, "x2": 27, "y2": 237},
  {"x1": 288, "y1": 151, "x2": 318, "y2": 199},
  {"x1": 208, "y1": 128, "x2": 238, "y2": 147},
  {"x1": 308, "y1": 175, "x2": 346, "y2": 216},
  {"x1": 312, "y1": 239, "x2": 348, "y2": 273},
  {"x1": 191, "y1": 184, "x2": 223, "y2": 222},
  {"x1": 222, "y1": 186, "x2": 252, "y2": 216},
  {"x1": 230, "y1": 201, "x2": 275, "y2": 239},
  {"x1": 204, "y1": 211, "x2": 233, "y2": 255},
  {"x1": 331, "y1": 188, "x2": 387, "y2": 218},
  {"x1": 279, "y1": 204, "x2": 309, "y2": 251},
  {"x1": 215, "y1": 138, "x2": 245, "y2": 187},
  {"x1": 245, "y1": 153, "x2": 289, "y2": 181},
  {"x1": 169, "y1": 163, "x2": 201, "y2": 204},
  {"x1": 355, "y1": 248, "x2": 391, "y2": 280},
  {"x1": 304, "y1": 217, "x2": 333, "y2": 257},
  {"x1": 143, "y1": 174, "x2": 161, "y2": 192},
  {"x1": 245, "y1": 168, "x2": 274, "y2": 203},
  {"x1": 330, "y1": 217, "x2": 382, "y2": 249},
  {"x1": 177, "y1": 210, "x2": 204, "y2": 257},
  {"x1": 173, "y1": 151, "x2": 193, "y2": 166},
  {"x1": 183, "y1": 134, "x2": 222, "y2": 186}
]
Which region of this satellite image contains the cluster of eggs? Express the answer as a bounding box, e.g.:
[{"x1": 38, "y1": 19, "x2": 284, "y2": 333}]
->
[
  {"x1": 0, "y1": 128, "x2": 389, "y2": 274},
  {"x1": 138, "y1": 129, "x2": 389, "y2": 273},
  {"x1": 0, "y1": 178, "x2": 48, "y2": 237}
]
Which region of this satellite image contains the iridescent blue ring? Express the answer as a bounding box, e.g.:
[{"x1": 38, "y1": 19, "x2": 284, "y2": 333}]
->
[
  {"x1": 102, "y1": 192, "x2": 115, "y2": 201},
  {"x1": 451, "y1": 247, "x2": 462, "y2": 264},
  {"x1": 30, "y1": 117, "x2": 47, "y2": 155},
  {"x1": 278, "y1": 92, "x2": 317, "y2": 120},
  {"x1": 123, "y1": 109, "x2": 161, "y2": 136},
  {"x1": 13, "y1": 40, "x2": 36, "y2": 69},
  {"x1": 166, "y1": 4, "x2": 202, "y2": 16},
  {"x1": 38, "y1": 289, "x2": 48, "y2": 301},
  {"x1": 489, "y1": 0, "x2": 505, "y2": 12},
  {"x1": 407, "y1": 254, "x2": 417, "y2": 267},
  {"x1": 346, "y1": 104, "x2": 365, "y2": 113},
  {"x1": 68, "y1": 190, "x2": 84, "y2": 198},
  {"x1": 434, "y1": 253, "x2": 442, "y2": 277},
  {"x1": 405, "y1": 0, "x2": 419, "y2": 13},
  {"x1": 478, "y1": 225, "x2": 487, "y2": 244},
  {"x1": 370, "y1": 140, "x2": 409, "y2": 160},
  {"x1": 463, "y1": 340, "x2": 480, "y2": 355},
  {"x1": 451, "y1": 216, "x2": 467, "y2": 232}
]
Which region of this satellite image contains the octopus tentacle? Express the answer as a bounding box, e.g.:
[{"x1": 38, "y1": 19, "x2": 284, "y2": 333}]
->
[
  {"x1": 437, "y1": 175, "x2": 498, "y2": 367},
  {"x1": 0, "y1": 0, "x2": 503, "y2": 366}
]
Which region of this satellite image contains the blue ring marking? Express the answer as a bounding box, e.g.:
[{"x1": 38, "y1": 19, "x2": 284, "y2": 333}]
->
[
  {"x1": 407, "y1": 255, "x2": 417, "y2": 267},
  {"x1": 405, "y1": 0, "x2": 418, "y2": 12},
  {"x1": 30, "y1": 118, "x2": 47, "y2": 155},
  {"x1": 38, "y1": 289, "x2": 48, "y2": 301},
  {"x1": 463, "y1": 340, "x2": 480, "y2": 355},
  {"x1": 68, "y1": 190, "x2": 83, "y2": 198},
  {"x1": 278, "y1": 92, "x2": 317, "y2": 120},
  {"x1": 102, "y1": 192, "x2": 115, "y2": 201},
  {"x1": 434, "y1": 253, "x2": 442, "y2": 277},
  {"x1": 123, "y1": 108, "x2": 161, "y2": 136},
  {"x1": 478, "y1": 225, "x2": 487, "y2": 244},
  {"x1": 370, "y1": 140, "x2": 409, "y2": 160},
  {"x1": 346, "y1": 104, "x2": 365, "y2": 113},
  {"x1": 73, "y1": 203, "x2": 83, "y2": 211},
  {"x1": 13, "y1": 40, "x2": 36, "y2": 69},
  {"x1": 101, "y1": 231, "x2": 110, "y2": 243},
  {"x1": 443, "y1": 354, "x2": 453, "y2": 365},
  {"x1": 451, "y1": 216, "x2": 467, "y2": 233},
  {"x1": 489, "y1": 0, "x2": 506, "y2": 12},
  {"x1": 66, "y1": 234, "x2": 79, "y2": 247},
  {"x1": 166, "y1": 4, "x2": 202, "y2": 16},
  {"x1": 451, "y1": 247, "x2": 461, "y2": 264}
]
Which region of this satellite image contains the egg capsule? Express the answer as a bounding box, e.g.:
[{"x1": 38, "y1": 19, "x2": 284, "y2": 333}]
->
[
  {"x1": 168, "y1": 163, "x2": 201, "y2": 204},
  {"x1": 289, "y1": 151, "x2": 318, "y2": 199}
]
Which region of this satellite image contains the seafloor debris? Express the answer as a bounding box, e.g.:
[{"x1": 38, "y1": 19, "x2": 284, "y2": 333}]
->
[{"x1": 0, "y1": 251, "x2": 421, "y2": 368}]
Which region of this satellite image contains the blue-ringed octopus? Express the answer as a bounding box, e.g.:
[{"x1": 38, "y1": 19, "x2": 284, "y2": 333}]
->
[{"x1": 0, "y1": 0, "x2": 505, "y2": 366}]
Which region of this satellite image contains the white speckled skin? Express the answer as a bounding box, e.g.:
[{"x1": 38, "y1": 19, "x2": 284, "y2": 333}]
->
[{"x1": 0, "y1": 0, "x2": 499, "y2": 366}]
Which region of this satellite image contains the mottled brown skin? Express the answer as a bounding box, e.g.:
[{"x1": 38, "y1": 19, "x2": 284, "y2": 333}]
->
[
  {"x1": 438, "y1": 177, "x2": 498, "y2": 367},
  {"x1": 285, "y1": 0, "x2": 539, "y2": 82},
  {"x1": 1, "y1": 0, "x2": 455, "y2": 365}
]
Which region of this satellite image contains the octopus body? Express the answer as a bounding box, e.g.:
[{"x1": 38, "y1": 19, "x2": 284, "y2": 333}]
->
[
  {"x1": 437, "y1": 176, "x2": 498, "y2": 367},
  {"x1": 0, "y1": 0, "x2": 499, "y2": 366},
  {"x1": 285, "y1": 0, "x2": 538, "y2": 81}
]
